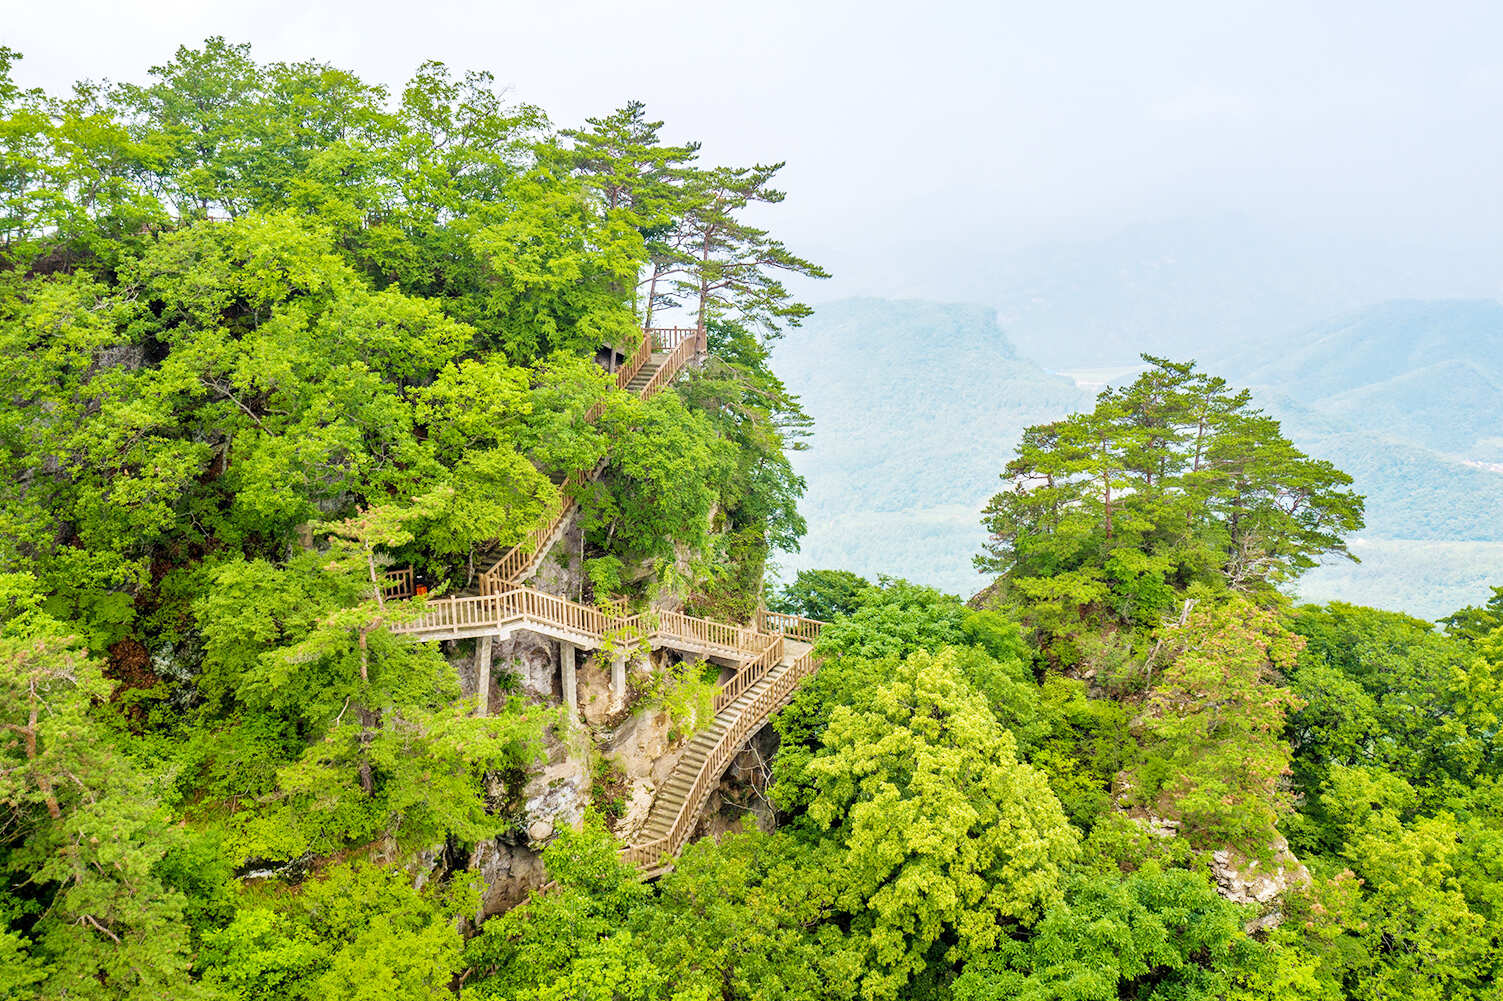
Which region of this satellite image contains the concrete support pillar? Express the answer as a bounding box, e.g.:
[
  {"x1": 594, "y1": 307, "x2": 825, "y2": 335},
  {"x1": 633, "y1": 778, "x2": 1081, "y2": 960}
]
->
[
  {"x1": 610, "y1": 652, "x2": 627, "y2": 709},
  {"x1": 474, "y1": 635, "x2": 493, "y2": 717},
  {"x1": 560, "y1": 642, "x2": 578, "y2": 719}
]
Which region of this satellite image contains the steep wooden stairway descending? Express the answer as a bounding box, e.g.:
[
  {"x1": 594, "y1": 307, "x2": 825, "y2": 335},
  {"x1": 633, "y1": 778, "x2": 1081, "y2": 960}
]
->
[
  {"x1": 383, "y1": 324, "x2": 827, "y2": 876},
  {"x1": 628, "y1": 637, "x2": 815, "y2": 874},
  {"x1": 478, "y1": 325, "x2": 704, "y2": 592},
  {"x1": 389, "y1": 588, "x2": 826, "y2": 875}
]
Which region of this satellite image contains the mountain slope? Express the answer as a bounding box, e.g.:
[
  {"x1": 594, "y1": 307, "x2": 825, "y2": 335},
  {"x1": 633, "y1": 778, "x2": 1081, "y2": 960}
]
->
[
  {"x1": 1315, "y1": 360, "x2": 1503, "y2": 457},
  {"x1": 773, "y1": 299, "x2": 1089, "y2": 593},
  {"x1": 780, "y1": 297, "x2": 1503, "y2": 619},
  {"x1": 1226, "y1": 299, "x2": 1503, "y2": 405}
]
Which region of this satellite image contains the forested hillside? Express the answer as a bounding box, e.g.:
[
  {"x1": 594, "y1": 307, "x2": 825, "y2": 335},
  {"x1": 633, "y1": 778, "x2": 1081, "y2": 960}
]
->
[
  {"x1": 1, "y1": 39, "x2": 1500, "y2": 1001},
  {"x1": 0, "y1": 39, "x2": 823, "y2": 996},
  {"x1": 772, "y1": 299, "x2": 1088, "y2": 593},
  {"x1": 779, "y1": 296, "x2": 1503, "y2": 616}
]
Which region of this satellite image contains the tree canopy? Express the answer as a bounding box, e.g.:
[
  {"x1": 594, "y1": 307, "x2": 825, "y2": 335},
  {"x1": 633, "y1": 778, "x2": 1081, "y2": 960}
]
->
[{"x1": 2, "y1": 36, "x2": 1499, "y2": 1001}]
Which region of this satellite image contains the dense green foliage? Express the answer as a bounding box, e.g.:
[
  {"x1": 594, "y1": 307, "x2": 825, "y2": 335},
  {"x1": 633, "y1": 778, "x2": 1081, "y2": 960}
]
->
[
  {"x1": 465, "y1": 567, "x2": 1503, "y2": 999},
  {"x1": 0, "y1": 40, "x2": 819, "y2": 997},
  {"x1": 977, "y1": 356, "x2": 1364, "y2": 671},
  {"x1": 1, "y1": 38, "x2": 1498, "y2": 1001}
]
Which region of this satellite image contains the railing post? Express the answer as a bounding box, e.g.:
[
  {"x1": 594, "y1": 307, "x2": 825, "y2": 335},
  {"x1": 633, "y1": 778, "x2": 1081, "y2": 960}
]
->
[
  {"x1": 561, "y1": 642, "x2": 578, "y2": 723},
  {"x1": 474, "y1": 635, "x2": 493, "y2": 716}
]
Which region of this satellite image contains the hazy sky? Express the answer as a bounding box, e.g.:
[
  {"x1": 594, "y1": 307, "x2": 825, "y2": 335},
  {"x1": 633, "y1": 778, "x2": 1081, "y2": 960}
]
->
[{"x1": 6, "y1": 0, "x2": 1503, "y2": 314}]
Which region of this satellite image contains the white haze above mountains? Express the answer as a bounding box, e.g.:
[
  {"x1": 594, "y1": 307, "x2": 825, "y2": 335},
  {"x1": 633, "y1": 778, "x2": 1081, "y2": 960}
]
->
[
  {"x1": 774, "y1": 293, "x2": 1503, "y2": 620},
  {"x1": 970, "y1": 217, "x2": 1503, "y2": 370}
]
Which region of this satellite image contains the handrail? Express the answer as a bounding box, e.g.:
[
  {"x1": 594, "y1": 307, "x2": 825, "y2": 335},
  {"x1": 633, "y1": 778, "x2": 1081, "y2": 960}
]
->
[
  {"x1": 638, "y1": 335, "x2": 698, "y2": 402},
  {"x1": 381, "y1": 566, "x2": 414, "y2": 601},
  {"x1": 616, "y1": 332, "x2": 654, "y2": 390},
  {"x1": 653, "y1": 610, "x2": 763, "y2": 656},
  {"x1": 714, "y1": 633, "x2": 784, "y2": 711},
  {"x1": 393, "y1": 593, "x2": 510, "y2": 635},
  {"x1": 621, "y1": 648, "x2": 821, "y2": 872},
  {"x1": 648, "y1": 326, "x2": 699, "y2": 352},
  {"x1": 392, "y1": 585, "x2": 615, "y2": 638},
  {"x1": 390, "y1": 584, "x2": 770, "y2": 659},
  {"x1": 482, "y1": 325, "x2": 704, "y2": 588},
  {"x1": 755, "y1": 610, "x2": 826, "y2": 643}
]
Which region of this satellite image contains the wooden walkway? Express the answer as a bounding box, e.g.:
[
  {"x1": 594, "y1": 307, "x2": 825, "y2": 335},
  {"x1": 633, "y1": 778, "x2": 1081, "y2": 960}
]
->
[{"x1": 384, "y1": 325, "x2": 825, "y2": 874}]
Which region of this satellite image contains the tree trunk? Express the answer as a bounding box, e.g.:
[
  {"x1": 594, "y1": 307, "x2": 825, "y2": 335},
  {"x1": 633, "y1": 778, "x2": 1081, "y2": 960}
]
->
[
  {"x1": 10, "y1": 699, "x2": 61, "y2": 820},
  {"x1": 356, "y1": 628, "x2": 376, "y2": 796},
  {"x1": 644, "y1": 268, "x2": 659, "y2": 328}
]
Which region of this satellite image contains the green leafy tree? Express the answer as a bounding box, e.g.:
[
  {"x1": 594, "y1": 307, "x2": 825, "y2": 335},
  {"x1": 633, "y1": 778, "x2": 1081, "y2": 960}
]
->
[
  {"x1": 552, "y1": 100, "x2": 701, "y2": 325},
  {"x1": 1287, "y1": 602, "x2": 1503, "y2": 831},
  {"x1": 770, "y1": 569, "x2": 871, "y2": 622},
  {"x1": 1130, "y1": 598, "x2": 1303, "y2": 851},
  {"x1": 1440, "y1": 585, "x2": 1503, "y2": 641},
  {"x1": 953, "y1": 864, "x2": 1271, "y2": 1001},
  {"x1": 0, "y1": 589, "x2": 210, "y2": 1000},
  {"x1": 976, "y1": 357, "x2": 1364, "y2": 666},
  {"x1": 202, "y1": 861, "x2": 473, "y2": 1001},
  {"x1": 667, "y1": 162, "x2": 829, "y2": 337},
  {"x1": 791, "y1": 646, "x2": 1078, "y2": 998},
  {"x1": 1283, "y1": 775, "x2": 1503, "y2": 1001}
]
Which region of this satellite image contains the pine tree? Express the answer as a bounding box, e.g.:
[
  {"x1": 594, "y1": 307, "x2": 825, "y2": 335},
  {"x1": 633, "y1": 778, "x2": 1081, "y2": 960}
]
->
[{"x1": 669, "y1": 162, "x2": 829, "y2": 337}]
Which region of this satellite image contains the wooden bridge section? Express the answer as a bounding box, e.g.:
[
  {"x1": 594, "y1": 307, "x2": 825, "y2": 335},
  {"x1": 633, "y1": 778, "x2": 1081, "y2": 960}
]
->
[{"x1": 384, "y1": 324, "x2": 825, "y2": 875}]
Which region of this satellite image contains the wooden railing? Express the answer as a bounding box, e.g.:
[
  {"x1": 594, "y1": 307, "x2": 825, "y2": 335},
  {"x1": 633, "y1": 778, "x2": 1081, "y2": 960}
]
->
[
  {"x1": 621, "y1": 648, "x2": 821, "y2": 873},
  {"x1": 381, "y1": 566, "x2": 414, "y2": 601},
  {"x1": 391, "y1": 584, "x2": 769, "y2": 657},
  {"x1": 714, "y1": 633, "x2": 784, "y2": 711},
  {"x1": 498, "y1": 587, "x2": 613, "y2": 637},
  {"x1": 393, "y1": 593, "x2": 511, "y2": 635},
  {"x1": 393, "y1": 585, "x2": 611, "y2": 638},
  {"x1": 638, "y1": 335, "x2": 698, "y2": 402},
  {"x1": 649, "y1": 326, "x2": 701, "y2": 353},
  {"x1": 756, "y1": 610, "x2": 827, "y2": 643},
  {"x1": 481, "y1": 325, "x2": 704, "y2": 590},
  {"x1": 653, "y1": 611, "x2": 762, "y2": 656},
  {"x1": 616, "y1": 332, "x2": 654, "y2": 389}
]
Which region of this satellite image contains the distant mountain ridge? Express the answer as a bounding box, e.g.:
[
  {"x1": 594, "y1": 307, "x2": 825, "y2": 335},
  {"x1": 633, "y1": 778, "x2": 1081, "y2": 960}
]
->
[
  {"x1": 772, "y1": 299, "x2": 1088, "y2": 592},
  {"x1": 778, "y1": 296, "x2": 1503, "y2": 619},
  {"x1": 1226, "y1": 298, "x2": 1503, "y2": 397}
]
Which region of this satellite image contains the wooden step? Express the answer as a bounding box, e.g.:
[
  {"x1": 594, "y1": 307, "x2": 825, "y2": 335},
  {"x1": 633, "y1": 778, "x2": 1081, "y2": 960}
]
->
[{"x1": 632, "y1": 655, "x2": 812, "y2": 858}]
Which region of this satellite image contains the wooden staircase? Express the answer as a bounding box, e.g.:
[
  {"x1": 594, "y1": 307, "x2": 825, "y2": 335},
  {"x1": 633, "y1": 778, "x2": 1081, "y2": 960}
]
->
[
  {"x1": 639, "y1": 642, "x2": 811, "y2": 846},
  {"x1": 619, "y1": 638, "x2": 818, "y2": 876},
  {"x1": 383, "y1": 324, "x2": 825, "y2": 876},
  {"x1": 623, "y1": 352, "x2": 668, "y2": 396}
]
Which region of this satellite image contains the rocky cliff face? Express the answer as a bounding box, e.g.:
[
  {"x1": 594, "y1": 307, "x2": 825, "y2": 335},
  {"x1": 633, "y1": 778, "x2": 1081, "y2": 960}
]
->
[
  {"x1": 699, "y1": 724, "x2": 782, "y2": 842},
  {"x1": 1209, "y1": 837, "x2": 1311, "y2": 910},
  {"x1": 446, "y1": 500, "x2": 768, "y2": 915},
  {"x1": 453, "y1": 635, "x2": 748, "y2": 915},
  {"x1": 1133, "y1": 812, "x2": 1311, "y2": 929}
]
